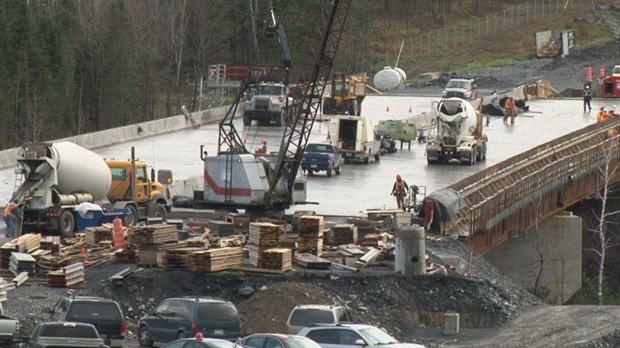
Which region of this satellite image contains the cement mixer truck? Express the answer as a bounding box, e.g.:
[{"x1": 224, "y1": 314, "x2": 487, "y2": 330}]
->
[
  {"x1": 12, "y1": 142, "x2": 171, "y2": 237},
  {"x1": 426, "y1": 98, "x2": 488, "y2": 165}
]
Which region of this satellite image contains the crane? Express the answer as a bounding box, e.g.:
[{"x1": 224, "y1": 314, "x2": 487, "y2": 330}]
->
[{"x1": 196, "y1": 0, "x2": 353, "y2": 215}]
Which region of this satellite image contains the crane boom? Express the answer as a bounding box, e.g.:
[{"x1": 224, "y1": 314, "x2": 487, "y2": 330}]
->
[{"x1": 267, "y1": 0, "x2": 353, "y2": 205}]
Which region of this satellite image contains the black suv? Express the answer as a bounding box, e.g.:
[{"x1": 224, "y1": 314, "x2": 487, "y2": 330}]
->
[
  {"x1": 138, "y1": 296, "x2": 242, "y2": 346},
  {"x1": 47, "y1": 295, "x2": 126, "y2": 348}
]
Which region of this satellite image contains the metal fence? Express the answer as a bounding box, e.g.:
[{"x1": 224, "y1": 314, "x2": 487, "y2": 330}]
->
[{"x1": 407, "y1": 0, "x2": 597, "y2": 60}]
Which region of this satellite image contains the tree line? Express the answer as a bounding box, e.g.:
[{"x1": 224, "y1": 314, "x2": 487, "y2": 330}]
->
[{"x1": 0, "y1": 0, "x2": 590, "y2": 149}]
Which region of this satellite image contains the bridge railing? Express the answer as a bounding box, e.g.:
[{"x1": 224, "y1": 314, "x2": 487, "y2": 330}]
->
[{"x1": 445, "y1": 117, "x2": 620, "y2": 254}]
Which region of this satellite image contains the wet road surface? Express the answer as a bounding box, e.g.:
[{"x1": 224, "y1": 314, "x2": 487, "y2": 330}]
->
[{"x1": 0, "y1": 95, "x2": 597, "y2": 216}]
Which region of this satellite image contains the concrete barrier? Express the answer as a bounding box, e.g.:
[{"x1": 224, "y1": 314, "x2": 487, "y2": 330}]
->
[{"x1": 0, "y1": 105, "x2": 232, "y2": 169}]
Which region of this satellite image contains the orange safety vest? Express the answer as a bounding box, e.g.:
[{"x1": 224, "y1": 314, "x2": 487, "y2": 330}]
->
[
  {"x1": 505, "y1": 98, "x2": 515, "y2": 111},
  {"x1": 393, "y1": 180, "x2": 408, "y2": 195},
  {"x1": 598, "y1": 110, "x2": 608, "y2": 122},
  {"x1": 2, "y1": 203, "x2": 16, "y2": 218}
]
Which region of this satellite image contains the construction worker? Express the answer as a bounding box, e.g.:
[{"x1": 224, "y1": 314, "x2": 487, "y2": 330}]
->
[
  {"x1": 391, "y1": 174, "x2": 409, "y2": 211},
  {"x1": 597, "y1": 107, "x2": 608, "y2": 123},
  {"x1": 503, "y1": 97, "x2": 516, "y2": 124},
  {"x1": 2, "y1": 198, "x2": 21, "y2": 238},
  {"x1": 583, "y1": 85, "x2": 592, "y2": 112}
]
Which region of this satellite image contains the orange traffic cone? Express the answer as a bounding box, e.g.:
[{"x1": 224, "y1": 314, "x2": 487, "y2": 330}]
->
[{"x1": 81, "y1": 247, "x2": 87, "y2": 257}]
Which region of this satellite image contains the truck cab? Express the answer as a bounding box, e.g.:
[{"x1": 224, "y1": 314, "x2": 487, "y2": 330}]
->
[
  {"x1": 106, "y1": 159, "x2": 172, "y2": 225},
  {"x1": 243, "y1": 82, "x2": 290, "y2": 126}
]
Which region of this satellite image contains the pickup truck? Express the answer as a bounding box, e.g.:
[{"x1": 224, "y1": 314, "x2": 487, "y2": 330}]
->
[
  {"x1": 25, "y1": 321, "x2": 110, "y2": 348},
  {"x1": 301, "y1": 143, "x2": 343, "y2": 177},
  {"x1": 0, "y1": 303, "x2": 21, "y2": 347}
]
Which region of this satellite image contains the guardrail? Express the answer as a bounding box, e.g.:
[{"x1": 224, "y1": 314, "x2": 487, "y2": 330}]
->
[{"x1": 444, "y1": 117, "x2": 620, "y2": 254}]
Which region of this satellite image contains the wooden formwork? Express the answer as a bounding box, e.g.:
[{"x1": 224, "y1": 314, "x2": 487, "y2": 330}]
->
[{"x1": 446, "y1": 118, "x2": 620, "y2": 254}]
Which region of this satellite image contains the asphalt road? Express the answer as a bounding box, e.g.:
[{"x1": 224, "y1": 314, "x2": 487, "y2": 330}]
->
[{"x1": 0, "y1": 95, "x2": 597, "y2": 217}]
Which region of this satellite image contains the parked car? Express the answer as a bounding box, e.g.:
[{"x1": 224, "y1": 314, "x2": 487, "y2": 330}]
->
[
  {"x1": 235, "y1": 333, "x2": 323, "y2": 348},
  {"x1": 160, "y1": 336, "x2": 236, "y2": 348},
  {"x1": 441, "y1": 78, "x2": 477, "y2": 100},
  {"x1": 47, "y1": 295, "x2": 126, "y2": 348},
  {"x1": 0, "y1": 302, "x2": 21, "y2": 347},
  {"x1": 297, "y1": 323, "x2": 426, "y2": 348},
  {"x1": 25, "y1": 321, "x2": 110, "y2": 348},
  {"x1": 301, "y1": 143, "x2": 343, "y2": 177},
  {"x1": 286, "y1": 305, "x2": 352, "y2": 335},
  {"x1": 138, "y1": 296, "x2": 242, "y2": 346}
]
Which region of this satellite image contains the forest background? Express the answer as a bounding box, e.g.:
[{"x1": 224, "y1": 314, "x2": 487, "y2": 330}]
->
[{"x1": 0, "y1": 0, "x2": 615, "y2": 150}]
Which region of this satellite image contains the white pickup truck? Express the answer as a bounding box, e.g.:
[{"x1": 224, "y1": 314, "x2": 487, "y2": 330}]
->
[{"x1": 0, "y1": 302, "x2": 21, "y2": 347}]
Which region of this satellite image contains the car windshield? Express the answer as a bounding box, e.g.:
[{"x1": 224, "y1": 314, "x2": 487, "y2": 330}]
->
[
  {"x1": 446, "y1": 80, "x2": 470, "y2": 89},
  {"x1": 358, "y1": 327, "x2": 399, "y2": 345},
  {"x1": 257, "y1": 85, "x2": 284, "y2": 95},
  {"x1": 197, "y1": 303, "x2": 238, "y2": 321},
  {"x1": 284, "y1": 336, "x2": 324, "y2": 348}
]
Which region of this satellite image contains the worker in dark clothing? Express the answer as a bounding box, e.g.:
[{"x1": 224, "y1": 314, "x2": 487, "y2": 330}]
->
[
  {"x1": 391, "y1": 174, "x2": 409, "y2": 211},
  {"x1": 583, "y1": 85, "x2": 592, "y2": 112}
]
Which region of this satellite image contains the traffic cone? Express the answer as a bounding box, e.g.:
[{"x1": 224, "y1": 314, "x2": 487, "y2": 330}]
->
[
  {"x1": 81, "y1": 247, "x2": 87, "y2": 257},
  {"x1": 386, "y1": 106, "x2": 390, "y2": 112},
  {"x1": 409, "y1": 107, "x2": 412, "y2": 113},
  {"x1": 243, "y1": 136, "x2": 248, "y2": 144}
]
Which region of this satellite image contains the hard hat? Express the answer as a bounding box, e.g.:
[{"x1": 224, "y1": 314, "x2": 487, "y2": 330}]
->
[
  {"x1": 13, "y1": 198, "x2": 19, "y2": 204},
  {"x1": 612, "y1": 105, "x2": 617, "y2": 111},
  {"x1": 600, "y1": 106, "x2": 605, "y2": 110},
  {"x1": 196, "y1": 332, "x2": 204, "y2": 341},
  {"x1": 396, "y1": 174, "x2": 401, "y2": 180}
]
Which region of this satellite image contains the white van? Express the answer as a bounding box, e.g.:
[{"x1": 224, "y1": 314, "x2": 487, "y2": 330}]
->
[{"x1": 327, "y1": 115, "x2": 381, "y2": 164}]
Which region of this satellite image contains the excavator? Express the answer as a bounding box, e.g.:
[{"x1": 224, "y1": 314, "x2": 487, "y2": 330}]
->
[{"x1": 194, "y1": 0, "x2": 353, "y2": 216}]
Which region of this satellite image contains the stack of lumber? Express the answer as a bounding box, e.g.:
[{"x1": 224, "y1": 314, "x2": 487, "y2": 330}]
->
[
  {"x1": 137, "y1": 241, "x2": 188, "y2": 267},
  {"x1": 161, "y1": 247, "x2": 206, "y2": 269},
  {"x1": 0, "y1": 234, "x2": 42, "y2": 268},
  {"x1": 128, "y1": 224, "x2": 179, "y2": 245},
  {"x1": 297, "y1": 216, "x2": 324, "y2": 256},
  {"x1": 189, "y1": 247, "x2": 243, "y2": 272},
  {"x1": 258, "y1": 248, "x2": 292, "y2": 271},
  {"x1": 9, "y1": 252, "x2": 37, "y2": 276},
  {"x1": 85, "y1": 225, "x2": 113, "y2": 246},
  {"x1": 333, "y1": 224, "x2": 358, "y2": 245},
  {"x1": 38, "y1": 254, "x2": 73, "y2": 274},
  {"x1": 248, "y1": 222, "x2": 280, "y2": 266},
  {"x1": 294, "y1": 252, "x2": 331, "y2": 269},
  {"x1": 39, "y1": 236, "x2": 62, "y2": 255},
  {"x1": 48, "y1": 262, "x2": 84, "y2": 287}
]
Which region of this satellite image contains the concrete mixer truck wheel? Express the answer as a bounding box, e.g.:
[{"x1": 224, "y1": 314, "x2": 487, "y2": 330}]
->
[{"x1": 59, "y1": 210, "x2": 76, "y2": 237}]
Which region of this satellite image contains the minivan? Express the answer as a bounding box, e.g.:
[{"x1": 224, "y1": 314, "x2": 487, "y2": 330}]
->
[
  {"x1": 137, "y1": 296, "x2": 241, "y2": 346},
  {"x1": 286, "y1": 304, "x2": 352, "y2": 335}
]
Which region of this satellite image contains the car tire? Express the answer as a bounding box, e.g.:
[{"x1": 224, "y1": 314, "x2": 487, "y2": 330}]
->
[
  {"x1": 327, "y1": 166, "x2": 332, "y2": 177},
  {"x1": 138, "y1": 326, "x2": 153, "y2": 347},
  {"x1": 335, "y1": 162, "x2": 342, "y2": 175},
  {"x1": 177, "y1": 331, "x2": 187, "y2": 340},
  {"x1": 374, "y1": 152, "x2": 380, "y2": 162},
  {"x1": 307, "y1": 170, "x2": 314, "y2": 175}
]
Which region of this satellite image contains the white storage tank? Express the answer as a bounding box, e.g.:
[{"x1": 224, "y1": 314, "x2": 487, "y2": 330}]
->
[
  {"x1": 373, "y1": 66, "x2": 407, "y2": 91},
  {"x1": 52, "y1": 141, "x2": 112, "y2": 200}
]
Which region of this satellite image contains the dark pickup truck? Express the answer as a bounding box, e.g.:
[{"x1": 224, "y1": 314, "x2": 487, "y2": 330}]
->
[{"x1": 301, "y1": 143, "x2": 343, "y2": 177}]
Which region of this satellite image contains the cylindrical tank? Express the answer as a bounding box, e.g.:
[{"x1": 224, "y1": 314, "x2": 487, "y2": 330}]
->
[
  {"x1": 52, "y1": 142, "x2": 111, "y2": 200},
  {"x1": 373, "y1": 66, "x2": 407, "y2": 91},
  {"x1": 395, "y1": 225, "x2": 426, "y2": 276}
]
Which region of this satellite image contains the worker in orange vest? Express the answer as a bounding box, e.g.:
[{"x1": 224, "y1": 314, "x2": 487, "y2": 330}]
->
[
  {"x1": 391, "y1": 174, "x2": 409, "y2": 211},
  {"x1": 503, "y1": 97, "x2": 516, "y2": 124},
  {"x1": 597, "y1": 107, "x2": 608, "y2": 123},
  {"x1": 2, "y1": 198, "x2": 22, "y2": 238}
]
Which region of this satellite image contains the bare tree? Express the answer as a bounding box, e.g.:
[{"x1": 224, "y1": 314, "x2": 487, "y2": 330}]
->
[{"x1": 590, "y1": 136, "x2": 620, "y2": 305}]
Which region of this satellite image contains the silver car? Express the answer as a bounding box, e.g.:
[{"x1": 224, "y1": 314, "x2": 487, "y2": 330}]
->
[{"x1": 297, "y1": 324, "x2": 426, "y2": 348}]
